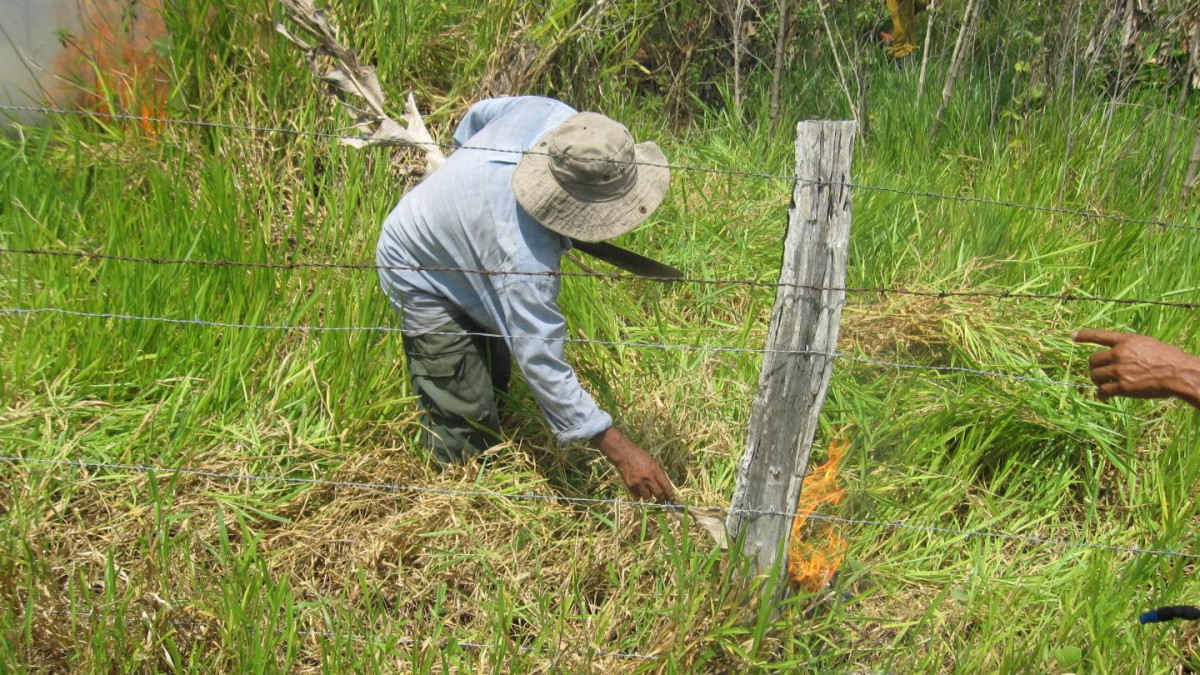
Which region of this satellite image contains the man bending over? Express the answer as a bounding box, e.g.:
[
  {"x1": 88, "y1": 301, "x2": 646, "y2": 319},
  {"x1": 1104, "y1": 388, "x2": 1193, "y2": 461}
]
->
[{"x1": 377, "y1": 96, "x2": 676, "y2": 503}]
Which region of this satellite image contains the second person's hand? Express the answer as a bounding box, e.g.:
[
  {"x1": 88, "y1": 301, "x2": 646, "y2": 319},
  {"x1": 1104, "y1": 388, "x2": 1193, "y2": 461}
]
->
[{"x1": 1073, "y1": 328, "x2": 1200, "y2": 409}]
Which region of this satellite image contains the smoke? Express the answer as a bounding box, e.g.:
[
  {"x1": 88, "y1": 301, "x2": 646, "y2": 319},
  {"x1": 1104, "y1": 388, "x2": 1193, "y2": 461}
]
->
[
  {"x1": 50, "y1": 0, "x2": 168, "y2": 129},
  {"x1": 0, "y1": 0, "x2": 76, "y2": 121},
  {"x1": 0, "y1": 0, "x2": 167, "y2": 128}
]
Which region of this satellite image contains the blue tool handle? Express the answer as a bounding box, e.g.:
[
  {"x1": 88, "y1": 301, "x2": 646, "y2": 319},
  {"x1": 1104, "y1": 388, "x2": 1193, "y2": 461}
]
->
[{"x1": 1140, "y1": 606, "x2": 1200, "y2": 624}]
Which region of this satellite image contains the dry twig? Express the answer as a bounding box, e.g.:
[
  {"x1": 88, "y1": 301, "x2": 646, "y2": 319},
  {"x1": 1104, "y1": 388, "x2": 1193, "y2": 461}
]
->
[{"x1": 275, "y1": 0, "x2": 446, "y2": 173}]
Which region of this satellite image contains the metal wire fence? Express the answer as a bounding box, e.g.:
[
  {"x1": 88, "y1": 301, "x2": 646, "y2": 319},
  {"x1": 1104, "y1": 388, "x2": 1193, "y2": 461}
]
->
[
  {"x1": 15, "y1": 606, "x2": 661, "y2": 661},
  {"x1": 0, "y1": 306, "x2": 1089, "y2": 389},
  {"x1": 2, "y1": 102, "x2": 1191, "y2": 547},
  {"x1": 2, "y1": 101, "x2": 1197, "y2": 666},
  {"x1": 3, "y1": 454, "x2": 1195, "y2": 560},
  {"x1": 3, "y1": 246, "x2": 1198, "y2": 311},
  {"x1": 2, "y1": 103, "x2": 1197, "y2": 232}
]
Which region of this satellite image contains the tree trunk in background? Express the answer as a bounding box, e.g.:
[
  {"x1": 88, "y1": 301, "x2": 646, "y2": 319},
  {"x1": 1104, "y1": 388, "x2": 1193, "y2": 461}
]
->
[
  {"x1": 1083, "y1": 1, "x2": 1121, "y2": 83},
  {"x1": 735, "y1": 0, "x2": 744, "y2": 114},
  {"x1": 930, "y1": 0, "x2": 981, "y2": 145},
  {"x1": 1119, "y1": 0, "x2": 1139, "y2": 73},
  {"x1": 723, "y1": 0, "x2": 749, "y2": 117},
  {"x1": 1183, "y1": 132, "x2": 1200, "y2": 198},
  {"x1": 1159, "y1": 20, "x2": 1199, "y2": 210},
  {"x1": 769, "y1": 0, "x2": 789, "y2": 123},
  {"x1": 917, "y1": 1, "x2": 936, "y2": 100}
]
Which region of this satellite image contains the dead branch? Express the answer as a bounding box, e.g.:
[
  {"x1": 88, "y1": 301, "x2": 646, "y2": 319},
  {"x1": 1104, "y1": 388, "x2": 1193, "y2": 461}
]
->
[{"x1": 275, "y1": 0, "x2": 445, "y2": 173}]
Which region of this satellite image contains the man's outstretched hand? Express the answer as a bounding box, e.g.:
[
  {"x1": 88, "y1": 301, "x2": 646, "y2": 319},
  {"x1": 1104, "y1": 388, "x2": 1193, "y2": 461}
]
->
[
  {"x1": 591, "y1": 427, "x2": 677, "y2": 504},
  {"x1": 1073, "y1": 328, "x2": 1200, "y2": 409}
]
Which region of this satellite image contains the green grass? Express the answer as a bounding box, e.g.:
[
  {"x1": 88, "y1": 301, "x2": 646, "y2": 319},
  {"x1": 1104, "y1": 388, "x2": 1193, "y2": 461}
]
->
[{"x1": 2, "y1": 1, "x2": 1200, "y2": 672}]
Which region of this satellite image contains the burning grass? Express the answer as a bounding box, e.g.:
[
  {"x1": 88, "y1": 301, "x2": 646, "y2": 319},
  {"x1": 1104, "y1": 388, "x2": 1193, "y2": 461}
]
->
[
  {"x1": 47, "y1": 0, "x2": 170, "y2": 130},
  {"x1": 788, "y1": 435, "x2": 848, "y2": 594}
]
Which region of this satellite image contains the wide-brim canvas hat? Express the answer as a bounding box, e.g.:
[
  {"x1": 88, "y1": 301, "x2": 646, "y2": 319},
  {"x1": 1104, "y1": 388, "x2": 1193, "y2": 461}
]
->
[{"x1": 512, "y1": 112, "x2": 670, "y2": 243}]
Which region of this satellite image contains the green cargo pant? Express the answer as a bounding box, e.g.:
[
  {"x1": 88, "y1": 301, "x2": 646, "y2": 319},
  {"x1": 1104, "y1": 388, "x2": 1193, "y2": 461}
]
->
[{"x1": 402, "y1": 314, "x2": 511, "y2": 464}]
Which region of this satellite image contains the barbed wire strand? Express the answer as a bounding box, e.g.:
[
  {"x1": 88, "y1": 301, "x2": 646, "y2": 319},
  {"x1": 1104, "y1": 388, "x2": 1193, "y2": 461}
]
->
[
  {"x1": 0, "y1": 306, "x2": 1089, "y2": 389},
  {"x1": 18, "y1": 607, "x2": 658, "y2": 661},
  {"x1": 2, "y1": 86, "x2": 1191, "y2": 669},
  {"x1": 2, "y1": 104, "x2": 1196, "y2": 233},
  {"x1": 4, "y1": 247, "x2": 1198, "y2": 311},
  {"x1": 1, "y1": 455, "x2": 1194, "y2": 560}
]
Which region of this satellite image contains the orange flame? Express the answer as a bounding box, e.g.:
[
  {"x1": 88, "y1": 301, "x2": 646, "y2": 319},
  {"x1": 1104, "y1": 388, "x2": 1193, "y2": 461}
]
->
[
  {"x1": 788, "y1": 434, "x2": 849, "y2": 592},
  {"x1": 48, "y1": 0, "x2": 169, "y2": 133}
]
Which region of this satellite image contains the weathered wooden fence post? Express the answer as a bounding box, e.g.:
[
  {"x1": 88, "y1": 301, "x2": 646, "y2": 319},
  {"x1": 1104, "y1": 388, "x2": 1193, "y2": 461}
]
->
[{"x1": 726, "y1": 120, "x2": 855, "y2": 598}]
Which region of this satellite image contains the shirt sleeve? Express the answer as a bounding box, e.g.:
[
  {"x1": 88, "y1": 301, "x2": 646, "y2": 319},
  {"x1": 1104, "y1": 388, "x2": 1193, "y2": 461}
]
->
[
  {"x1": 496, "y1": 276, "x2": 613, "y2": 445},
  {"x1": 453, "y1": 97, "x2": 523, "y2": 148}
]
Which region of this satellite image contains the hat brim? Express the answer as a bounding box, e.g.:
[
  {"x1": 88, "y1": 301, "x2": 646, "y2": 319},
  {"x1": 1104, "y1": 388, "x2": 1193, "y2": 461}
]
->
[{"x1": 511, "y1": 139, "x2": 670, "y2": 243}]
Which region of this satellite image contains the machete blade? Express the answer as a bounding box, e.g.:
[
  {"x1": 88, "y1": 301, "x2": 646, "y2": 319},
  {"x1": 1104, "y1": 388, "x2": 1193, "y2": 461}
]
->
[{"x1": 569, "y1": 239, "x2": 683, "y2": 279}]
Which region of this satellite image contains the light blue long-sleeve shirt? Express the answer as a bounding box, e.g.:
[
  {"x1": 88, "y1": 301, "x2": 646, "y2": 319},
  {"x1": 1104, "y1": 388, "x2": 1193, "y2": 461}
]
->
[{"x1": 376, "y1": 96, "x2": 613, "y2": 445}]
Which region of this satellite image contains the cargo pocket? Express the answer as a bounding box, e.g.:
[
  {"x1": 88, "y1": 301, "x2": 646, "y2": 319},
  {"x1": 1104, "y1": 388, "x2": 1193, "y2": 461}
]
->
[
  {"x1": 409, "y1": 349, "x2": 482, "y2": 416},
  {"x1": 403, "y1": 326, "x2": 500, "y2": 463},
  {"x1": 408, "y1": 350, "x2": 466, "y2": 380}
]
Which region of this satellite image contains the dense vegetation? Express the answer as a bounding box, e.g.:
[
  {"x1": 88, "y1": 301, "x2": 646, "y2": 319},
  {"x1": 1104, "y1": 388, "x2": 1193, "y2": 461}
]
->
[{"x1": 2, "y1": 0, "x2": 1199, "y2": 671}]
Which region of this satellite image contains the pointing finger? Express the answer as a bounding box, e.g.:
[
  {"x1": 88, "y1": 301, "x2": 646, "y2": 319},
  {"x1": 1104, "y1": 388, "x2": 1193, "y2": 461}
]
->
[{"x1": 1073, "y1": 328, "x2": 1127, "y2": 348}]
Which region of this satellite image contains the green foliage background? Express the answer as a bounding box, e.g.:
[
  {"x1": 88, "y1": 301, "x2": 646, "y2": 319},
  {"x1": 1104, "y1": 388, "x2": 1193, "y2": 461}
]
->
[{"x1": 2, "y1": 0, "x2": 1200, "y2": 672}]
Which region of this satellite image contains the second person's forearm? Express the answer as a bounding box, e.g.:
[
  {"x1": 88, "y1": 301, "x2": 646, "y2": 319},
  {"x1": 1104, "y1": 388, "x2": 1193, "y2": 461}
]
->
[{"x1": 1172, "y1": 354, "x2": 1200, "y2": 409}]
